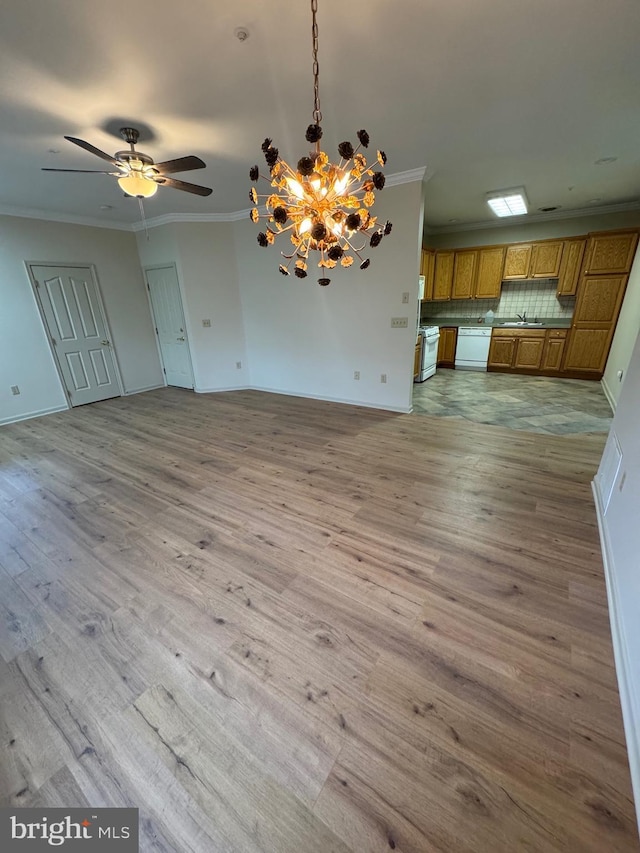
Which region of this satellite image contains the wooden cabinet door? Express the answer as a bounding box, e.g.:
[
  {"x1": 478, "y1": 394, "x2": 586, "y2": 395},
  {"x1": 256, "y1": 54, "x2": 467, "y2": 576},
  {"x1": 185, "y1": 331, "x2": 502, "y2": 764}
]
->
[
  {"x1": 583, "y1": 232, "x2": 638, "y2": 274},
  {"x1": 437, "y1": 327, "x2": 457, "y2": 366},
  {"x1": 451, "y1": 250, "x2": 478, "y2": 299},
  {"x1": 414, "y1": 341, "x2": 421, "y2": 379},
  {"x1": 503, "y1": 244, "x2": 532, "y2": 279},
  {"x1": 530, "y1": 241, "x2": 563, "y2": 278},
  {"x1": 433, "y1": 252, "x2": 454, "y2": 300},
  {"x1": 573, "y1": 275, "x2": 627, "y2": 326},
  {"x1": 421, "y1": 249, "x2": 435, "y2": 300},
  {"x1": 514, "y1": 337, "x2": 545, "y2": 369},
  {"x1": 557, "y1": 239, "x2": 586, "y2": 296},
  {"x1": 488, "y1": 336, "x2": 516, "y2": 368},
  {"x1": 475, "y1": 247, "x2": 505, "y2": 298},
  {"x1": 541, "y1": 330, "x2": 567, "y2": 372},
  {"x1": 563, "y1": 330, "x2": 612, "y2": 373}
]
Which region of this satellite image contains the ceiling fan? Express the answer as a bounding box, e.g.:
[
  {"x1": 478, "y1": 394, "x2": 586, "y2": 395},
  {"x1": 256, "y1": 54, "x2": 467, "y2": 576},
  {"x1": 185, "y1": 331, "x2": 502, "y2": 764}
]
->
[{"x1": 42, "y1": 126, "x2": 212, "y2": 198}]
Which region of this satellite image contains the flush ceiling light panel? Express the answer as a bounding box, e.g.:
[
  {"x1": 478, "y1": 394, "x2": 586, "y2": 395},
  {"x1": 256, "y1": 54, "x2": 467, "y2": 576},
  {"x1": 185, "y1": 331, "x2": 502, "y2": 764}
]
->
[{"x1": 486, "y1": 187, "x2": 528, "y2": 217}]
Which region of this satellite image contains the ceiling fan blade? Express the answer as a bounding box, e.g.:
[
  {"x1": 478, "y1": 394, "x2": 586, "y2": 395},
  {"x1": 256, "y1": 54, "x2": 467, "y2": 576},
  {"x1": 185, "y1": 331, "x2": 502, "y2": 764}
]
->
[
  {"x1": 154, "y1": 176, "x2": 212, "y2": 196},
  {"x1": 42, "y1": 168, "x2": 114, "y2": 173},
  {"x1": 152, "y1": 155, "x2": 206, "y2": 174},
  {"x1": 64, "y1": 136, "x2": 119, "y2": 166}
]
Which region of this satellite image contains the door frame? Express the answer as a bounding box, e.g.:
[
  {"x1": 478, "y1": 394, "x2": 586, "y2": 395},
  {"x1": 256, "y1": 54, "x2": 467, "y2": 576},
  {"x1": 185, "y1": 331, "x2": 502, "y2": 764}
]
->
[
  {"x1": 25, "y1": 261, "x2": 124, "y2": 407},
  {"x1": 143, "y1": 263, "x2": 195, "y2": 389}
]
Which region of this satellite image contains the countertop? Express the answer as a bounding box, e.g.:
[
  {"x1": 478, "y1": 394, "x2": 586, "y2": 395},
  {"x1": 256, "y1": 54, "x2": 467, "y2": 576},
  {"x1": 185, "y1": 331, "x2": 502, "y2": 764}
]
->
[{"x1": 422, "y1": 317, "x2": 572, "y2": 329}]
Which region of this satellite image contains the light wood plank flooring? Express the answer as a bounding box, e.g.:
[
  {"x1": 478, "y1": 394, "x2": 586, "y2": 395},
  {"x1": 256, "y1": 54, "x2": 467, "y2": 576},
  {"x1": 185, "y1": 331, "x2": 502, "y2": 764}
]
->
[{"x1": 0, "y1": 387, "x2": 638, "y2": 852}]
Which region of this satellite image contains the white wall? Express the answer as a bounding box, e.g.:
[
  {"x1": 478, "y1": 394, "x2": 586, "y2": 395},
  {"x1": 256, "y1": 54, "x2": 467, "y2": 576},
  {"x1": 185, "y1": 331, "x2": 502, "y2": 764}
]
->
[
  {"x1": 594, "y1": 330, "x2": 640, "y2": 831},
  {"x1": 603, "y1": 249, "x2": 640, "y2": 408},
  {"x1": 235, "y1": 179, "x2": 424, "y2": 412},
  {"x1": 136, "y1": 222, "x2": 249, "y2": 392},
  {"x1": 0, "y1": 215, "x2": 162, "y2": 425}
]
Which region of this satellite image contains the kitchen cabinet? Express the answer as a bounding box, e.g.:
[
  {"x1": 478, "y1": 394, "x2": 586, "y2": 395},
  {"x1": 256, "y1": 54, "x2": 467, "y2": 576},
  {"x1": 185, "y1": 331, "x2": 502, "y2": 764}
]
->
[
  {"x1": 414, "y1": 337, "x2": 422, "y2": 380},
  {"x1": 451, "y1": 250, "x2": 478, "y2": 299},
  {"x1": 502, "y1": 240, "x2": 563, "y2": 280},
  {"x1": 562, "y1": 273, "x2": 627, "y2": 374},
  {"x1": 487, "y1": 336, "x2": 516, "y2": 369},
  {"x1": 530, "y1": 241, "x2": 564, "y2": 277},
  {"x1": 556, "y1": 239, "x2": 586, "y2": 296},
  {"x1": 502, "y1": 244, "x2": 533, "y2": 279},
  {"x1": 583, "y1": 231, "x2": 638, "y2": 275},
  {"x1": 488, "y1": 328, "x2": 547, "y2": 372},
  {"x1": 420, "y1": 249, "x2": 435, "y2": 300},
  {"x1": 432, "y1": 251, "x2": 455, "y2": 300},
  {"x1": 541, "y1": 329, "x2": 567, "y2": 372},
  {"x1": 475, "y1": 246, "x2": 505, "y2": 298},
  {"x1": 437, "y1": 327, "x2": 457, "y2": 367}
]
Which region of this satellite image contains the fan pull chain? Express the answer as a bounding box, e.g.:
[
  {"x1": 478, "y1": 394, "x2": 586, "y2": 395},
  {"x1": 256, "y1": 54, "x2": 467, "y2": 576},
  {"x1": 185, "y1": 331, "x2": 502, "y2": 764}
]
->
[{"x1": 138, "y1": 197, "x2": 150, "y2": 241}]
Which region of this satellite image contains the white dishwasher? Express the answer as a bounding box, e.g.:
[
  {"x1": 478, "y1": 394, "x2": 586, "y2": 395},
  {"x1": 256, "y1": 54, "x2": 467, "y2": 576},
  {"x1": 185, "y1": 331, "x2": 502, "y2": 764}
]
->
[{"x1": 455, "y1": 326, "x2": 492, "y2": 371}]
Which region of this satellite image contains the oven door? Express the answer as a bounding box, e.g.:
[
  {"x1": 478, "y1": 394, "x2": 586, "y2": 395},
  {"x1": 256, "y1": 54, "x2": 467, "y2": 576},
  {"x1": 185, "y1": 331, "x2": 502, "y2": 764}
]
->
[{"x1": 420, "y1": 330, "x2": 440, "y2": 381}]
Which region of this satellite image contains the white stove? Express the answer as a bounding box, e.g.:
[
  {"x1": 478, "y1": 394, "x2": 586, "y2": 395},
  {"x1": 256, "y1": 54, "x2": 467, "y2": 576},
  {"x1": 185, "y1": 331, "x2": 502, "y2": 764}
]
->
[{"x1": 416, "y1": 325, "x2": 440, "y2": 382}]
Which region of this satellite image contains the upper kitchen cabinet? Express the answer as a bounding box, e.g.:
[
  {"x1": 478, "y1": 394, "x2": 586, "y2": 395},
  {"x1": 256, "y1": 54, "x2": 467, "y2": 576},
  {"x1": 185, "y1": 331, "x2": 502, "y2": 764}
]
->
[
  {"x1": 503, "y1": 240, "x2": 563, "y2": 279},
  {"x1": 475, "y1": 246, "x2": 505, "y2": 298},
  {"x1": 432, "y1": 251, "x2": 455, "y2": 300},
  {"x1": 583, "y1": 231, "x2": 639, "y2": 275},
  {"x1": 420, "y1": 249, "x2": 435, "y2": 300},
  {"x1": 530, "y1": 241, "x2": 563, "y2": 277},
  {"x1": 556, "y1": 238, "x2": 586, "y2": 296},
  {"x1": 502, "y1": 244, "x2": 533, "y2": 279},
  {"x1": 451, "y1": 250, "x2": 478, "y2": 299}
]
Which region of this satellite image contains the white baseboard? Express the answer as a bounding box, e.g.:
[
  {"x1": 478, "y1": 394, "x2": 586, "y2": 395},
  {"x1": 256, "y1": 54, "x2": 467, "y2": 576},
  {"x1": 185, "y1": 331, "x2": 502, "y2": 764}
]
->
[
  {"x1": 592, "y1": 479, "x2": 640, "y2": 836},
  {"x1": 123, "y1": 383, "x2": 166, "y2": 395},
  {"x1": 0, "y1": 403, "x2": 68, "y2": 426},
  {"x1": 251, "y1": 384, "x2": 412, "y2": 413},
  {"x1": 195, "y1": 384, "x2": 251, "y2": 394},
  {"x1": 601, "y1": 377, "x2": 617, "y2": 413}
]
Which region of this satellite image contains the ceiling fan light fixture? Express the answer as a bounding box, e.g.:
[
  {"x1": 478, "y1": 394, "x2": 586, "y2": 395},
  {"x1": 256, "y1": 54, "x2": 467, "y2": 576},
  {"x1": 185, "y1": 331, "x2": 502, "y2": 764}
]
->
[
  {"x1": 117, "y1": 172, "x2": 158, "y2": 198},
  {"x1": 486, "y1": 187, "x2": 528, "y2": 217}
]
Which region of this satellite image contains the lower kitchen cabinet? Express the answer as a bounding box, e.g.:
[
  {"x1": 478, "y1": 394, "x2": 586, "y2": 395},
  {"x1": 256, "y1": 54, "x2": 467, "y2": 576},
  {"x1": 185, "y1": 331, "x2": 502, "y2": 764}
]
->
[
  {"x1": 488, "y1": 328, "x2": 563, "y2": 374},
  {"x1": 513, "y1": 336, "x2": 545, "y2": 370},
  {"x1": 541, "y1": 329, "x2": 567, "y2": 372},
  {"x1": 414, "y1": 338, "x2": 421, "y2": 380},
  {"x1": 437, "y1": 327, "x2": 457, "y2": 367}
]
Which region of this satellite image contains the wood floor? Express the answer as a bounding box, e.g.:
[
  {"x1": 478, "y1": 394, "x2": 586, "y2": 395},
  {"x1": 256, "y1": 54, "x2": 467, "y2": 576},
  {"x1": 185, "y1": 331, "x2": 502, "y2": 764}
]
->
[{"x1": 0, "y1": 387, "x2": 638, "y2": 852}]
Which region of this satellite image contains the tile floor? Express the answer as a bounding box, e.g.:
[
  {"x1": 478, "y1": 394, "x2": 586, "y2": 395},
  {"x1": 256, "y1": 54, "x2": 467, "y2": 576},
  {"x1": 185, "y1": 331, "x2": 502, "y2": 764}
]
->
[{"x1": 412, "y1": 369, "x2": 613, "y2": 435}]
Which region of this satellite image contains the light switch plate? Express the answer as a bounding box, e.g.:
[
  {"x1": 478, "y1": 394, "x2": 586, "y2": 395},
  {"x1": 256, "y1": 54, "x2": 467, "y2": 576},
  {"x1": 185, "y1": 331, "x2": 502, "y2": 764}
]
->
[{"x1": 390, "y1": 317, "x2": 409, "y2": 328}]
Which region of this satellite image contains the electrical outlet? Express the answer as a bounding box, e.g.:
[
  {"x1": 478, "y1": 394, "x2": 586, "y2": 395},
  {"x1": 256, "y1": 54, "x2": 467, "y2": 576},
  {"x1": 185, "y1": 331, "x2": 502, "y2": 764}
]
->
[
  {"x1": 202, "y1": 319, "x2": 211, "y2": 328},
  {"x1": 401, "y1": 292, "x2": 410, "y2": 304},
  {"x1": 236, "y1": 361, "x2": 242, "y2": 369},
  {"x1": 353, "y1": 370, "x2": 360, "y2": 380},
  {"x1": 380, "y1": 374, "x2": 387, "y2": 384},
  {"x1": 10, "y1": 385, "x2": 20, "y2": 395},
  {"x1": 390, "y1": 317, "x2": 408, "y2": 328}
]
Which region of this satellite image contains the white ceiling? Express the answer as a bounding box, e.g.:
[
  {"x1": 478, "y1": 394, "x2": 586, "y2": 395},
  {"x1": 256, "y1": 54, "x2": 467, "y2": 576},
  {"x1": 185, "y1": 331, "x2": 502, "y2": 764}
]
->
[{"x1": 1, "y1": 0, "x2": 640, "y2": 230}]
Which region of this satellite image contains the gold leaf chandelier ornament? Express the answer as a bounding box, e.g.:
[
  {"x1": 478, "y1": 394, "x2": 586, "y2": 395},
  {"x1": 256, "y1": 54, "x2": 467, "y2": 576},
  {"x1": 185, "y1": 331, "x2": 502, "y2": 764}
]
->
[{"x1": 248, "y1": 0, "x2": 392, "y2": 286}]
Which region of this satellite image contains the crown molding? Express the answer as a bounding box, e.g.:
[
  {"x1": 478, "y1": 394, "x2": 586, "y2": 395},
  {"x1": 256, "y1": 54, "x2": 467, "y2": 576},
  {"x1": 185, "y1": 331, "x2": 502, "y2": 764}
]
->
[
  {"x1": 0, "y1": 204, "x2": 132, "y2": 231},
  {"x1": 0, "y1": 165, "x2": 430, "y2": 232},
  {"x1": 386, "y1": 166, "x2": 430, "y2": 187},
  {"x1": 425, "y1": 200, "x2": 640, "y2": 234}
]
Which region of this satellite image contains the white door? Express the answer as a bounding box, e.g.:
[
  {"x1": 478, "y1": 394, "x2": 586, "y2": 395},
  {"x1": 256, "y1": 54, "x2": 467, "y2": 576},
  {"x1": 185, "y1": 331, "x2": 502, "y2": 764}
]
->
[
  {"x1": 145, "y1": 266, "x2": 194, "y2": 389},
  {"x1": 30, "y1": 265, "x2": 122, "y2": 407}
]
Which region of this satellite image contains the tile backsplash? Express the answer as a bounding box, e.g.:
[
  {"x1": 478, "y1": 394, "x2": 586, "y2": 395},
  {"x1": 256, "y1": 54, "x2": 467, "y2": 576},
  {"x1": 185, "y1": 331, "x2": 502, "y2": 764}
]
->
[{"x1": 421, "y1": 279, "x2": 575, "y2": 321}]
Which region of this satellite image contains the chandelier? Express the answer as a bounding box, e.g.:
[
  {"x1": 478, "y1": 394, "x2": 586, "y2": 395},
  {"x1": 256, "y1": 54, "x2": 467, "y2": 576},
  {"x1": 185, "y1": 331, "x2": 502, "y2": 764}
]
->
[{"x1": 249, "y1": 0, "x2": 392, "y2": 286}]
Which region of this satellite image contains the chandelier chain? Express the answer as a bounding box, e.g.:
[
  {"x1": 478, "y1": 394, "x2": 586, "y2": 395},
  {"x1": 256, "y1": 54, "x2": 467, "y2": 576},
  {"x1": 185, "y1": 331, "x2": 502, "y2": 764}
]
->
[{"x1": 311, "y1": 0, "x2": 322, "y2": 125}]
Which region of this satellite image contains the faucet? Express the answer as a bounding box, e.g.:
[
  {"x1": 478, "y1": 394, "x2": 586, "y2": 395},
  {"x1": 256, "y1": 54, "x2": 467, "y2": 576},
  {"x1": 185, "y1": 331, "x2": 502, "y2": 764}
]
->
[{"x1": 516, "y1": 311, "x2": 527, "y2": 323}]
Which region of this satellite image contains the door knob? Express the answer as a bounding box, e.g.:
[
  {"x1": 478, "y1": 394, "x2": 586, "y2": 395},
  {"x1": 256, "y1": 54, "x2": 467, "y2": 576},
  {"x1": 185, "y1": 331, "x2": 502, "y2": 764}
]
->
[
  {"x1": 101, "y1": 340, "x2": 110, "y2": 346},
  {"x1": 177, "y1": 336, "x2": 185, "y2": 341}
]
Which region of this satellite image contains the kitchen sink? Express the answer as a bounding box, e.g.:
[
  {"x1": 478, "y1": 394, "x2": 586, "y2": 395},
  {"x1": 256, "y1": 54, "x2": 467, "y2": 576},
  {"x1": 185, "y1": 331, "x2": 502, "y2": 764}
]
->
[{"x1": 498, "y1": 321, "x2": 544, "y2": 327}]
